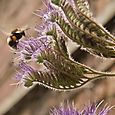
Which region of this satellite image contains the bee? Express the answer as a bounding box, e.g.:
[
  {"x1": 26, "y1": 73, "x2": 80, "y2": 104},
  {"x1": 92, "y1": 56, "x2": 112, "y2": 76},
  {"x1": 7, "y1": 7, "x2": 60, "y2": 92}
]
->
[{"x1": 7, "y1": 28, "x2": 29, "y2": 49}]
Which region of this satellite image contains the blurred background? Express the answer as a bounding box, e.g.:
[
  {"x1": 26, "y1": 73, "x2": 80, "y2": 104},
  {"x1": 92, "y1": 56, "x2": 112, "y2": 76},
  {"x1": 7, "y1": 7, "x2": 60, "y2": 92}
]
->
[{"x1": 0, "y1": 0, "x2": 115, "y2": 115}]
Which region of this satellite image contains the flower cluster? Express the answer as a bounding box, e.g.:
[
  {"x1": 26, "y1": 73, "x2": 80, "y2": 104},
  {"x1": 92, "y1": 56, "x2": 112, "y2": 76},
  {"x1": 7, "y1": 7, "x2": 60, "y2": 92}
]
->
[
  {"x1": 16, "y1": 36, "x2": 51, "y2": 61},
  {"x1": 12, "y1": 0, "x2": 115, "y2": 90},
  {"x1": 15, "y1": 61, "x2": 36, "y2": 86},
  {"x1": 51, "y1": 101, "x2": 113, "y2": 115}
]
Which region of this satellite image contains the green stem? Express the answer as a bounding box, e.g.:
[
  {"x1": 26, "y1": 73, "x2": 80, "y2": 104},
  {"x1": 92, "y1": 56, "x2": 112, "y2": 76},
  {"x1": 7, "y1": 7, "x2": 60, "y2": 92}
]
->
[{"x1": 92, "y1": 73, "x2": 115, "y2": 81}]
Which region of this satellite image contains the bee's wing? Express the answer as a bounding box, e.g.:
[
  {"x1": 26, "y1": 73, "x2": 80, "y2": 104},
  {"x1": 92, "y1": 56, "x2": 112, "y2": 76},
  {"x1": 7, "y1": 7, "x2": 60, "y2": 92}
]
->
[
  {"x1": 17, "y1": 25, "x2": 30, "y2": 31},
  {"x1": 11, "y1": 29, "x2": 18, "y2": 34}
]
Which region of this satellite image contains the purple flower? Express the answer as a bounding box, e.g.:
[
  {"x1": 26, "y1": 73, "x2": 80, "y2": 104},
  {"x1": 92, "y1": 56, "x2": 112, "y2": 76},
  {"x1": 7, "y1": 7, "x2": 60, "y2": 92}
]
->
[
  {"x1": 34, "y1": 0, "x2": 55, "y2": 23},
  {"x1": 15, "y1": 61, "x2": 36, "y2": 86},
  {"x1": 35, "y1": 22, "x2": 54, "y2": 36},
  {"x1": 16, "y1": 36, "x2": 51, "y2": 61},
  {"x1": 34, "y1": 0, "x2": 57, "y2": 36},
  {"x1": 51, "y1": 101, "x2": 113, "y2": 115},
  {"x1": 51, "y1": 106, "x2": 79, "y2": 115}
]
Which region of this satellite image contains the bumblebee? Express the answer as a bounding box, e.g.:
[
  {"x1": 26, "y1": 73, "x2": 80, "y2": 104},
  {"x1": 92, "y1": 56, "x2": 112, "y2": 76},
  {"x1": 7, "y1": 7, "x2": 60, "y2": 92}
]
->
[{"x1": 7, "y1": 28, "x2": 26, "y2": 49}]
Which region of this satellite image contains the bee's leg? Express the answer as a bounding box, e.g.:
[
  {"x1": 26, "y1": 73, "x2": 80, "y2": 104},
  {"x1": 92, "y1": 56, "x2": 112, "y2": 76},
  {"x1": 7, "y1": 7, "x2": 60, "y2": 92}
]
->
[{"x1": 13, "y1": 41, "x2": 19, "y2": 49}]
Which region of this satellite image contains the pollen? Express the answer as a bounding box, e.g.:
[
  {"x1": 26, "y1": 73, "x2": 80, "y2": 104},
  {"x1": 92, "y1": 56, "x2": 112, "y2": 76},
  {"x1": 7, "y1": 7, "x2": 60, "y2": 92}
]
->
[{"x1": 12, "y1": 35, "x2": 17, "y2": 41}]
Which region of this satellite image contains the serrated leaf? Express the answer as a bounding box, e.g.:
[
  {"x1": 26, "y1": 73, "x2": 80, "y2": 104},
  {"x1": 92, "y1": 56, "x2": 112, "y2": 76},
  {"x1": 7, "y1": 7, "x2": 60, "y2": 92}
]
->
[{"x1": 74, "y1": 0, "x2": 93, "y2": 18}]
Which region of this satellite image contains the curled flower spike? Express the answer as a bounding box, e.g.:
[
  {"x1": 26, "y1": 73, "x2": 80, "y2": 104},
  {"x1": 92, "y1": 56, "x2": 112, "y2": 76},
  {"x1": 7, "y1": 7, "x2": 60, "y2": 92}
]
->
[
  {"x1": 51, "y1": 0, "x2": 115, "y2": 58},
  {"x1": 51, "y1": 101, "x2": 114, "y2": 115},
  {"x1": 16, "y1": 37, "x2": 52, "y2": 61}
]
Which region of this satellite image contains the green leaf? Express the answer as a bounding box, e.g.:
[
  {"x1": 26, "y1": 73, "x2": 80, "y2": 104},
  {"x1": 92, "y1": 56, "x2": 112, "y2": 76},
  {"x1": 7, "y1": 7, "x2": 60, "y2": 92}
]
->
[{"x1": 37, "y1": 55, "x2": 44, "y2": 63}]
